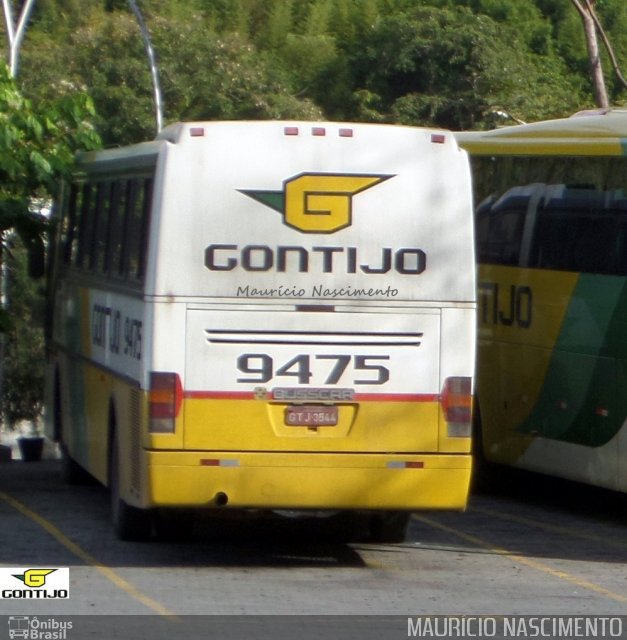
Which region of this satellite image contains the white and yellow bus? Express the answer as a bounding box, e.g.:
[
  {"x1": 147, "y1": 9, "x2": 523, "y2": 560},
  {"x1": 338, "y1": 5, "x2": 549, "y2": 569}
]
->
[
  {"x1": 45, "y1": 121, "x2": 476, "y2": 540},
  {"x1": 457, "y1": 108, "x2": 627, "y2": 492}
]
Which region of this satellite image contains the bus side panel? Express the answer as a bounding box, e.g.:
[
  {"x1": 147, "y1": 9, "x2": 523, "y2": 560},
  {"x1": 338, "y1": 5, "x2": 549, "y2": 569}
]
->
[
  {"x1": 48, "y1": 281, "x2": 147, "y2": 488},
  {"x1": 478, "y1": 264, "x2": 623, "y2": 489},
  {"x1": 477, "y1": 265, "x2": 577, "y2": 462}
]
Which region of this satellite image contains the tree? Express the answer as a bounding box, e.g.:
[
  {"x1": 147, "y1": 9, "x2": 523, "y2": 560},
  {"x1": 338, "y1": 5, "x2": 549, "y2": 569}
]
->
[
  {"x1": 3, "y1": 236, "x2": 45, "y2": 427},
  {"x1": 570, "y1": 0, "x2": 609, "y2": 107},
  {"x1": 14, "y1": 0, "x2": 627, "y2": 136},
  {"x1": 570, "y1": 0, "x2": 627, "y2": 107},
  {"x1": 0, "y1": 63, "x2": 100, "y2": 425},
  {"x1": 0, "y1": 63, "x2": 100, "y2": 325},
  {"x1": 350, "y1": 5, "x2": 582, "y2": 129}
]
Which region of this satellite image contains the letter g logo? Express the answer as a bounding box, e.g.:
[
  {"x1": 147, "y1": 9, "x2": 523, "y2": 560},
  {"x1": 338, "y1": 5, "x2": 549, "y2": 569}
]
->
[
  {"x1": 14, "y1": 569, "x2": 56, "y2": 587},
  {"x1": 284, "y1": 174, "x2": 389, "y2": 233},
  {"x1": 240, "y1": 173, "x2": 393, "y2": 234}
]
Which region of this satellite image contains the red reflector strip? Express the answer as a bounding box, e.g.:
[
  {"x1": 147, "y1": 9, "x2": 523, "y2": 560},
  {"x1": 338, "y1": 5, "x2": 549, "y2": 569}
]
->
[
  {"x1": 312, "y1": 127, "x2": 326, "y2": 136},
  {"x1": 284, "y1": 126, "x2": 299, "y2": 136},
  {"x1": 189, "y1": 127, "x2": 205, "y2": 137},
  {"x1": 184, "y1": 390, "x2": 438, "y2": 402},
  {"x1": 200, "y1": 459, "x2": 240, "y2": 467},
  {"x1": 387, "y1": 461, "x2": 424, "y2": 469},
  {"x1": 339, "y1": 128, "x2": 353, "y2": 137},
  {"x1": 431, "y1": 133, "x2": 446, "y2": 144}
]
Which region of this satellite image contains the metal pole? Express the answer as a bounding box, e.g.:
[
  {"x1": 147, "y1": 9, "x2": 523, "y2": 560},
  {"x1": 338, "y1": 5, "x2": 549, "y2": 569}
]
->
[
  {"x1": 3, "y1": 0, "x2": 36, "y2": 77},
  {"x1": 127, "y1": 0, "x2": 163, "y2": 134}
]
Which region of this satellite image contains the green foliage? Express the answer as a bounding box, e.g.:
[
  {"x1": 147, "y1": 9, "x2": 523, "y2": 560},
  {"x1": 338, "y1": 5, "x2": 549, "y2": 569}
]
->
[
  {"x1": 348, "y1": 6, "x2": 582, "y2": 128},
  {"x1": 0, "y1": 62, "x2": 100, "y2": 254},
  {"x1": 153, "y1": 22, "x2": 322, "y2": 126},
  {"x1": 0, "y1": 60, "x2": 100, "y2": 341},
  {"x1": 2, "y1": 237, "x2": 45, "y2": 427},
  {"x1": 16, "y1": 0, "x2": 627, "y2": 142},
  {"x1": 0, "y1": 60, "x2": 99, "y2": 422}
]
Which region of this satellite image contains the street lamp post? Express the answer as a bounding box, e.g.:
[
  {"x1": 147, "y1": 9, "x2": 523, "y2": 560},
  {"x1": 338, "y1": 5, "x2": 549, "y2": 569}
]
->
[
  {"x1": 2, "y1": 0, "x2": 36, "y2": 77},
  {"x1": 127, "y1": 0, "x2": 164, "y2": 134}
]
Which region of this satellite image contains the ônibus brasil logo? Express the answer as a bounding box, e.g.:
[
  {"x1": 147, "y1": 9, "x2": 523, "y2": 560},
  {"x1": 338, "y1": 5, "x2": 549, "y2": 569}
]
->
[
  {"x1": 240, "y1": 172, "x2": 393, "y2": 233},
  {"x1": 0, "y1": 568, "x2": 69, "y2": 599}
]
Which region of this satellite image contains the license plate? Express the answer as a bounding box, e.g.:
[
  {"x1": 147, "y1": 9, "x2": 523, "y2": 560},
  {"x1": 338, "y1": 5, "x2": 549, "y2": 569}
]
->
[{"x1": 284, "y1": 405, "x2": 338, "y2": 427}]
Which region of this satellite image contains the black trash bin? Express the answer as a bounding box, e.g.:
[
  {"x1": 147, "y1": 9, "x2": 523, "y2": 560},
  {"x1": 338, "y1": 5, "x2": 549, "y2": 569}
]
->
[{"x1": 18, "y1": 437, "x2": 44, "y2": 462}]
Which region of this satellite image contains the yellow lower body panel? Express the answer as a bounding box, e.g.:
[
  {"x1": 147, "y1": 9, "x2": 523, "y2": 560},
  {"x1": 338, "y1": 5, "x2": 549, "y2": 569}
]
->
[{"x1": 145, "y1": 451, "x2": 471, "y2": 511}]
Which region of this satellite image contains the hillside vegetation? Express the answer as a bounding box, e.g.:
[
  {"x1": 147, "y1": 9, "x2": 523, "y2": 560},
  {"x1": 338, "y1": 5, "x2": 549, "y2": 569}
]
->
[{"x1": 7, "y1": 0, "x2": 627, "y2": 145}]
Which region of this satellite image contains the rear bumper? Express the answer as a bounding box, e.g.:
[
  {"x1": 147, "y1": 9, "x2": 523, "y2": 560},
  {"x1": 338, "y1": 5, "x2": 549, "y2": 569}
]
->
[{"x1": 144, "y1": 451, "x2": 472, "y2": 511}]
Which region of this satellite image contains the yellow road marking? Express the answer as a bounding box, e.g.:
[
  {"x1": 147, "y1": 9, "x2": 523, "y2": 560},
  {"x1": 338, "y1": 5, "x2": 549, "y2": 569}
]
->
[
  {"x1": 414, "y1": 514, "x2": 627, "y2": 605},
  {"x1": 475, "y1": 506, "x2": 627, "y2": 550},
  {"x1": 0, "y1": 490, "x2": 178, "y2": 619}
]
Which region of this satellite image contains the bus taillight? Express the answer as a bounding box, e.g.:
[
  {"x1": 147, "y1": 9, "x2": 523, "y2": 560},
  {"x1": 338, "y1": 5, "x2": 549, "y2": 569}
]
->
[
  {"x1": 440, "y1": 377, "x2": 472, "y2": 437},
  {"x1": 149, "y1": 372, "x2": 183, "y2": 433}
]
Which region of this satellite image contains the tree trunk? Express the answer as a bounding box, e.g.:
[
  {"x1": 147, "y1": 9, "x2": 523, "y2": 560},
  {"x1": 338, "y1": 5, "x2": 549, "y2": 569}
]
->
[{"x1": 571, "y1": 0, "x2": 609, "y2": 108}]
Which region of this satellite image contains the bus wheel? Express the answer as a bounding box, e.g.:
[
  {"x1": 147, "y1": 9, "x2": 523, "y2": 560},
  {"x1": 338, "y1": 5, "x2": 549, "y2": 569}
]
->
[
  {"x1": 369, "y1": 511, "x2": 411, "y2": 543},
  {"x1": 154, "y1": 509, "x2": 195, "y2": 541},
  {"x1": 60, "y1": 444, "x2": 93, "y2": 485},
  {"x1": 55, "y1": 378, "x2": 92, "y2": 485},
  {"x1": 109, "y1": 431, "x2": 152, "y2": 541}
]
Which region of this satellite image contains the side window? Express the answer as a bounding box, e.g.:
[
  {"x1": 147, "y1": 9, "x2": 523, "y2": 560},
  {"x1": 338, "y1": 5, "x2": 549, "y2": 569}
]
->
[
  {"x1": 122, "y1": 177, "x2": 153, "y2": 282},
  {"x1": 106, "y1": 180, "x2": 127, "y2": 277},
  {"x1": 76, "y1": 183, "x2": 94, "y2": 269},
  {"x1": 478, "y1": 192, "x2": 527, "y2": 266},
  {"x1": 65, "y1": 172, "x2": 154, "y2": 282},
  {"x1": 531, "y1": 189, "x2": 615, "y2": 274},
  {"x1": 63, "y1": 184, "x2": 80, "y2": 265},
  {"x1": 91, "y1": 182, "x2": 112, "y2": 273}
]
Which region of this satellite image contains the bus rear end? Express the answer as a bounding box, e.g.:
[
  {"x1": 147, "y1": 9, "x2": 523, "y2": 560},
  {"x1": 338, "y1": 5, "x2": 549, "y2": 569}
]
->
[{"x1": 142, "y1": 122, "x2": 476, "y2": 535}]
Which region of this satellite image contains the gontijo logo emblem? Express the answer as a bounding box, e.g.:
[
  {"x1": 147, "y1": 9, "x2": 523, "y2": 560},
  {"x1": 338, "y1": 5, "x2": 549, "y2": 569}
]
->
[
  {"x1": 240, "y1": 173, "x2": 393, "y2": 233},
  {"x1": 13, "y1": 569, "x2": 55, "y2": 588},
  {"x1": 0, "y1": 567, "x2": 69, "y2": 599}
]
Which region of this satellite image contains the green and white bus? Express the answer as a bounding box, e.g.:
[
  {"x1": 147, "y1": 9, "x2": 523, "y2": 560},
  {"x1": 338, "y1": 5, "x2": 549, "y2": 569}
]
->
[
  {"x1": 457, "y1": 109, "x2": 627, "y2": 492},
  {"x1": 45, "y1": 121, "x2": 476, "y2": 540}
]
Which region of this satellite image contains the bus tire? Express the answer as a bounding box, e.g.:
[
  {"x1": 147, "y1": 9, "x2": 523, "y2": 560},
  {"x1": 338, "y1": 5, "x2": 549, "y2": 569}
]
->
[
  {"x1": 369, "y1": 511, "x2": 411, "y2": 543},
  {"x1": 55, "y1": 376, "x2": 93, "y2": 485},
  {"x1": 60, "y1": 444, "x2": 93, "y2": 485},
  {"x1": 153, "y1": 509, "x2": 195, "y2": 541},
  {"x1": 471, "y1": 401, "x2": 497, "y2": 492},
  {"x1": 109, "y1": 430, "x2": 152, "y2": 541}
]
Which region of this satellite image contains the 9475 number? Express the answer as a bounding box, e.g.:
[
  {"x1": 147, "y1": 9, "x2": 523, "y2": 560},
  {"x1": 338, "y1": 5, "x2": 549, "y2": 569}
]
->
[{"x1": 237, "y1": 353, "x2": 390, "y2": 385}]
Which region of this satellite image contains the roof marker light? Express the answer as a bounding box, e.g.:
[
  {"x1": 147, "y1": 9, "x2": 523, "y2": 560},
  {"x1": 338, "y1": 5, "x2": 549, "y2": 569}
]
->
[
  {"x1": 339, "y1": 128, "x2": 354, "y2": 137},
  {"x1": 312, "y1": 127, "x2": 326, "y2": 136},
  {"x1": 431, "y1": 133, "x2": 446, "y2": 144},
  {"x1": 190, "y1": 127, "x2": 205, "y2": 137},
  {"x1": 284, "y1": 126, "x2": 299, "y2": 136}
]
